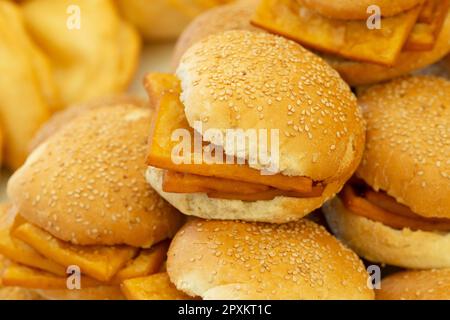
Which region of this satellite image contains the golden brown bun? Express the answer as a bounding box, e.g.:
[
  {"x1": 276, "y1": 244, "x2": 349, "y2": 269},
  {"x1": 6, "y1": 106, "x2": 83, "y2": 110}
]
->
[
  {"x1": 37, "y1": 287, "x2": 124, "y2": 300},
  {"x1": 323, "y1": 197, "x2": 450, "y2": 269},
  {"x1": 357, "y1": 76, "x2": 450, "y2": 219},
  {"x1": 28, "y1": 95, "x2": 146, "y2": 152},
  {"x1": 8, "y1": 105, "x2": 184, "y2": 248},
  {"x1": 299, "y1": 0, "x2": 423, "y2": 20},
  {"x1": 116, "y1": 0, "x2": 235, "y2": 41},
  {"x1": 177, "y1": 30, "x2": 365, "y2": 182},
  {"x1": 167, "y1": 218, "x2": 374, "y2": 300},
  {"x1": 377, "y1": 269, "x2": 450, "y2": 300},
  {"x1": 324, "y1": 12, "x2": 450, "y2": 86},
  {"x1": 171, "y1": 0, "x2": 261, "y2": 69},
  {"x1": 147, "y1": 166, "x2": 344, "y2": 223}
]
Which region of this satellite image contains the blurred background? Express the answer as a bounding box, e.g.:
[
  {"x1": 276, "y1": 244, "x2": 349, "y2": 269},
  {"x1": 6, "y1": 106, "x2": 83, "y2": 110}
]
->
[{"x1": 0, "y1": 0, "x2": 238, "y2": 198}]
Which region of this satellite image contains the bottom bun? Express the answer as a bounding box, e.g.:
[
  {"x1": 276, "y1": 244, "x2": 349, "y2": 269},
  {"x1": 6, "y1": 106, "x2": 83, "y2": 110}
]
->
[
  {"x1": 146, "y1": 166, "x2": 344, "y2": 223},
  {"x1": 36, "y1": 287, "x2": 124, "y2": 300},
  {"x1": 323, "y1": 197, "x2": 450, "y2": 269},
  {"x1": 377, "y1": 269, "x2": 450, "y2": 300}
]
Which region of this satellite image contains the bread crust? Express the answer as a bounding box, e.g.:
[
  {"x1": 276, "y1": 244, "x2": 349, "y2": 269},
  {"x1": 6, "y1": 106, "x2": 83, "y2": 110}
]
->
[
  {"x1": 323, "y1": 197, "x2": 450, "y2": 269},
  {"x1": 8, "y1": 105, "x2": 184, "y2": 247},
  {"x1": 167, "y1": 218, "x2": 374, "y2": 299}
]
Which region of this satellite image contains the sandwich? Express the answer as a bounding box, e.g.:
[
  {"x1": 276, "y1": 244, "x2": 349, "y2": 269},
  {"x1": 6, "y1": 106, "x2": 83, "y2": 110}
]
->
[
  {"x1": 145, "y1": 30, "x2": 366, "y2": 223},
  {"x1": 323, "y1": 76, "x2": 450, "y2": 269},
  {"x1": 166, "y1": 218, "x2": 375, "y2": 299},
  {"x1": 0, "y1": 103, "x2": 184, "y2": 300},
  {"x1": 251, "y1": 0, "x2": 450, "y2": 85}
]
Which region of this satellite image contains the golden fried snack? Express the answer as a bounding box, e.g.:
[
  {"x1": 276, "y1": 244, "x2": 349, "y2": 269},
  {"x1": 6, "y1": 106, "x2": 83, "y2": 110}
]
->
[
  {"x1": 2, "y1": 262, "x2": 101, "y2": 289},
  {"x1": 404, "y1": 0, "x2": 450, "y2": 50},
  {"x1": 121, "y1": 273, "x2": 193, "y2": 300},
  {"x1": 21, "y1": 0, "x2": 141, "y2": 107},
  {"x1": 0, "y1": 1, "x2": 55, "y2": 169},
  {"x1": 111, "y1": 241, "x2": 169, "y2": 284},
  {"x1": 116, "y1": 0, "x2": 235, "y2": 41},
  {"x1": 252, "y1": 0, "x2": 422, "y2": 66},
  {"x1": 0, "y1": 255, "x2": 43, "y2": 300},
  {"x1": 324, "y1": 11, "x2": 450, "y2": 85},
  {"x1": 12, "y1": 222, "x2": 138, "y2": 282},
  {"x1": 299, "y1": 0, "x2": 423, "y2": 20},
  {"x1": 0, "y1": 205, "x2": 66, "y2": 276},
  {"x1": 37, "y1": 286, "x2": 124, "y2": 300},
  {"x1": 28, "y1": 95, "x2": 145, "y2": 152}
]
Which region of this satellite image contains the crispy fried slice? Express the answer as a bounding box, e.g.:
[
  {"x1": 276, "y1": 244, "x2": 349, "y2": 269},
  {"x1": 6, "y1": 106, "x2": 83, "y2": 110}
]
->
[
  {"x1": 145, "y1": 73, "x2": 314, "y2": 193},
  {"x1": 12, "y1": 223, "x2": 137, "y2": 282},
  {"x1": 111, "y1": 241, "x2": 169, "y2": 284},
  {"x1": 418, "y1": 0, "x2": 437, "y2": 23},
  {"x1": 1, "y1": 262, "x2": 100, "y2": 289},
  {"x1": 364, "y1": 190, "x2": 420, "y2": 219},
  {"x1": 163, "y1": 170, "x2": 271, "y2": 194},
  {"x1": 341, "y1": 185, "x2": 450, "y2": 231},
  {"x1": 251, "y1": 0, "x2": 422, "y2": 66},
  {"x1": 404, "y1": 0, "x2": 450, "y2": 50},
  {"x1": 0, "y1": 206, "x2": 65, "y2": 276},
  {"x1": 208, "y1": 185, "x2": 324, "y2": 201},
  {"x1": 121, "y1": 273, "x2": 193, "y2": 300}
]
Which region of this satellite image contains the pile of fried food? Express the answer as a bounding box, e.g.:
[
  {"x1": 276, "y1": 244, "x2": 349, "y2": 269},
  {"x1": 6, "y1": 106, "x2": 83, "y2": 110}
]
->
[{"x1": 0, "y1": 0, "x2": 449, "y2": 300}]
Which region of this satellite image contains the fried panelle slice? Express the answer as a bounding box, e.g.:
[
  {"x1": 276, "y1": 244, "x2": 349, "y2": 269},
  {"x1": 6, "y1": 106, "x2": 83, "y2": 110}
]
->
[
  {"x1": 111, "y1": 241, "x2": 169, "y2": 284},
  {"x1": 0, "y1": 205, "x2": 65, "y2": 276},
  {"x1": 12, "y1": 223, "x2": 137, "y2": 282},
  {"x1": 404, "y1": 0, "x2": 450, "y2": 50},
  {"x1": 1, "y1": 262, "x2": 101, "y2": 289},
  {"x1": 252, "y1": 0, "x2": 422, "y2": 66},
  {"x1": 341, "y1": 185, "x2": 450, "y2": 231},
  {"x1": 121, "y1": 273, "x2": 193, "y2": 300}
]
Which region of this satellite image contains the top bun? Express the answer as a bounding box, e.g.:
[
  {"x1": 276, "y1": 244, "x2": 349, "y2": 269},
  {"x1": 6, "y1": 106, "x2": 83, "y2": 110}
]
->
[
  {"x1": 167, "y1": 218, "x2": 374, "y2": 299},
  {"x1": 8, "y1": 105, "x2": 184, "y2": 248},
  {"x1": 171, "y1": 0, "x2": 261, "y2": 69},
  {"x1": 28, "y1": 95, "x2": 145, "y2": 152},
  {"x1": 357, "y1": 76, "x2": 450, "y2": 219},
  {"x1": 299, "y1": 0, "x2": 423, "y2": 20},
  {"x1": 177, "y1": 30, "x2": 365, "y2": 182},
  {"x1": 377, "y1": 269, "x2": 450, "y2": 300}
]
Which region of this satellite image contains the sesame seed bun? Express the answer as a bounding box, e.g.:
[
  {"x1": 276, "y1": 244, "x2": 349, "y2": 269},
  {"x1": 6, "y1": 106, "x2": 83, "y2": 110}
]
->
[
  {"x1": 7, "y1": 105, "x2": 184, "y2": 248},
  {"x1": 177, "y1": 30, "x2": 365, "y2": 182},
  {"x1": 299, "y1": 0, "x2": 423, "y2": 20},
  {"x1": 167, "y1": 218, "x2": 375, "y2": 300},
  {"x1": 357, "y1": 76, "x2": 450, "y2": 219},
  {"x1": 36, "y1": 287, "x2": 124, "y2": 300},
  {"x1": 323, "y1": 197, "x2": 450, "y2": 269},
  {"x1": 28, "y1": 95, "x2": 146, "y2": 153},
  {"x1": 377, "y1": 269, "x2": 450, "y2": 300},
  {"x1": 324, "y1": 12, "x2": 450, "y2": 86},
  {"x1": 171, "y1": 0, "x2": 262, "y2": 70},
  {"x1": 146, "y1": 166, "x2": 344, "y2": 223}
]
